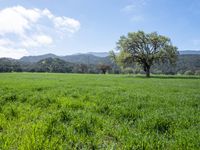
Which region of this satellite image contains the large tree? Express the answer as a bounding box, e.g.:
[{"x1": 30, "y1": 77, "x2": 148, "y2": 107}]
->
[{"x1": 113, "y1": 31, "x2": 178, "y2": 77}]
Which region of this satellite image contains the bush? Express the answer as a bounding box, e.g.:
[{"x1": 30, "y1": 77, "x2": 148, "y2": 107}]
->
[
  {"x1": 195, "y1": 70, "x2": 200, "y2": 76},
  {"x1": 122, "y1": 67, "x2": 134, "y2": 74},
  {"x1": 184, "y1": 70, "x2": 194, "y2": 75},
  {"x1": 133, "y1": 68, "x2": 143, "y2": 74},
  {"x1": 152, "y1": 70, "x2": 163, "y2": 75},
  {"x1": 177, "y1": 70, "x2": 185, "y2": 75}
]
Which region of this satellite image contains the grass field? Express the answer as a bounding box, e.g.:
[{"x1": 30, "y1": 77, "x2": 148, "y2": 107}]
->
[{"x1": 0, "y1": 73, "x2": 199, "y2": 149}]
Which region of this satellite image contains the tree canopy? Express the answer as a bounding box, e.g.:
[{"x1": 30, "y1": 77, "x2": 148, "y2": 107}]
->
[{"x1": 112, "y1": 31, "x2": 179, "y2": 77}]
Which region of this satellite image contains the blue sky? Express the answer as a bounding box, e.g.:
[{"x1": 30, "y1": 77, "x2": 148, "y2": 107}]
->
[{"x1": 0, "y1": 0, "x2": 200, "y2": 58}]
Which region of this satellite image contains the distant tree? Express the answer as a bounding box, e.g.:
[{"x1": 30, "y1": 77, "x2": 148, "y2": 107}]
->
[
  {"x1": 112, "y1": 31, "x2": 178, "y2": 77},
  {"x1": 79, "y1": 64, "x2": 88, "y2": 73},
  {"x1": 97, "y1": 64, "x2": 111, "y2": 74}
]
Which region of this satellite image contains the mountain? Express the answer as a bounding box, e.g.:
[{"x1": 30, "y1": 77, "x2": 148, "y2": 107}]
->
[
  {"x1": 20, "y1": 53, "x2": 59, "y2": 63},
  {"x1": 179, "y1": 50, "x2": 200, "y2": 55},
  {"x1": 152, "y1": 54, "x2": 200, "y2": 74},
  {"x1": 177, "y1": 54, "x2": 200, "y2": 71},
  {"x1": 20, "y1": 53, "x2": 112, "y2": 65},
  {"x1": 19, "y1": 51, "x2": 200, "y2": 64},
  {"x1": 0, "y1": 58, "x2": 22, "y2": 72},
  {"x1": 73, "y1": 52, "x2": 109, "y2": 57},
  {"x1": 87, "y1": 50, "x2": 200, "y2": 56},
  {"x1": 34, "y1": 58, "x2": 74, "y2": 73},
  {"x1": 60, "y1": 54, "x2": 111, "y2": 64},
  {"x1": 86, "y1": 52, "x2": 109, "y2": 57}
]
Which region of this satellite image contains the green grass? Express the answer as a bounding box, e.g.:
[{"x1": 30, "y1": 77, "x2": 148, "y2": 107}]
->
[{"x1": 0, "y1": 73, "x2": 199, "y2": 149}]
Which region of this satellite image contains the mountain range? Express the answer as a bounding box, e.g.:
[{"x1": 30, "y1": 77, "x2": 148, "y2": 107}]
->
[
  {"x1": 20, "y1": 53, "x2": 112, "y2": 64},
  {"x1": 179, "y1": 50, "x2": 200, "y2": 55},
  {"x1": 19, "y1": 50, "x2": 200, "y2": 64}
]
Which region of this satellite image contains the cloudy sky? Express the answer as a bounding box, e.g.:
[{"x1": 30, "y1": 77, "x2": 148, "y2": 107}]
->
[{"x1": 0, "y1": 0, "x2": 200, "y2": 58}]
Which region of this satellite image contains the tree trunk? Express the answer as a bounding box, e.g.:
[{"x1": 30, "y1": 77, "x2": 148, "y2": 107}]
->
[
  {"x1": 102, "y1": 69, "x2": 106, "y2": 74},
  {"x1": 143, "y1": 64, "x2": 151, "y2": 77},
  {"x1": 146, "y1": 66, "x2": 150, "y2": 77}
]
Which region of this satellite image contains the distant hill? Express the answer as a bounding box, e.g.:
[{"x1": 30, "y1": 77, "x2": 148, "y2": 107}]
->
[
  {"x1": 20, "y1": 53, "x2": 59, "y2": 63},
  {"x1": 86, "y1": 52, "x2": 109, "y2": 57},
  {"x1": 86, "y1": 50, "x2": 200, "y2": 56},
  {"x1": 0, "y1": 58, "x2": 22, "y2": 72},
  {"x1": 60, "y1": 54, "x2": 111, "y2": 64},
  {"x1": 152, "y1": 54, "x2": 200, "y2": 74},
  {"x1": 34, "y1": 57, "x2": 74, "y2": 73},
  {"x1": 18, "y1": 51, "x2": 200, "y2": 68},
  {"x1": 19, "y1": 51, "x2": 200, "y2": 64},
  {"x1": 177, "y1": 54, "x2": 200, "y2": 71},
  {"x1": 20, "y1": 53, "x2": 112, "y2": 64},
  {"x1": 179, "y1": 50, "x2": 200, "y2": 55}
]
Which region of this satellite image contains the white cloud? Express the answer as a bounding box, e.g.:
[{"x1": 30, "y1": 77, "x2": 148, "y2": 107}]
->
[
  {"x1": 42, "y1": 9, "x2": 80, "y2": 33},
  {"x1": 0, "y1": 6, "x2": 33, "y2": 35},
  {"x1": 121, "y1": 0, "x2": 147, "y2": 12},
  {"x1": 22, "y1": 35, "x2": 53, "y2": 47},
  {"x1": 0, "y1": 6, "x2": 80, "y2": 36},
  {"x1": 0, "y1": 39, "x2": 13, "y2": 46},
  {"x1": 0, "y1": 6, "x2": 81, "y2": 59},
  {"x1": 0, "y1": 46, "x2": 29, "y2": 59},
  {"x1": 12, "y1": 6, "x2": 41, "y2": 23},
  {"x1": 53, "y1": 17, "x2": 80, "y2": 33},
  {"x1": 42, "y1": 9, "x2": 54, "y2": 19},
  {"x1": 35, "y1": 35, "x2": 53, "y2": 45},
  {"x1": 121, "y1": 0, "x2": 148, "y2": 22}
]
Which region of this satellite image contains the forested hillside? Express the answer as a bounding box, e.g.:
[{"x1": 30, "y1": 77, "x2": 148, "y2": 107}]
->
[{"x1": 0, "y1": 53, "x2": 200, "y2": 75}]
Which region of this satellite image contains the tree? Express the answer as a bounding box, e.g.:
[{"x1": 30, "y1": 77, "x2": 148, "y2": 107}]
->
[
  {"x1": 113, "y1": 31, "x2": 178, "y2": 77},
  {"x1": 97, "y1": 64, "x2": 111, "y2": 74},
  {"x1": 79, "y1": 64, "x2": 88, "y2": 73}
]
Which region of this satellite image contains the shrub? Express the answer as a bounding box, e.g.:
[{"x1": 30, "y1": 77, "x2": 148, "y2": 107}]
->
[
  {"x1": 152, "y1": 70, "x2": 163, "y2": 75},
  {"x1": 184, "y1": 70, "x2": 194, "y2": 75},
  {"x1": 122, "y1": 67, "x2": 134, "y2": 74},
  {"x1": 195, "y1": 70, "x2": 200, "y2": 76},
  {"x1": 177, "y1": 70, "x2": 184, "y2": 75},
  {"x1": 133, "y1": 68, "x2": 143, "y2": 74}
]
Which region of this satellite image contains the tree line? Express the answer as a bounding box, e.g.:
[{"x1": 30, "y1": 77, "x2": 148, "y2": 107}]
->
[{"x1": 0, "y1": 57, "x2": 113, "y2": 74}]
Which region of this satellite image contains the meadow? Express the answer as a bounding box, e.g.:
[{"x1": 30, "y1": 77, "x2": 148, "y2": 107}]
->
[{"x1": 0, "y1": 73, "x2": 199, "y2": 149}]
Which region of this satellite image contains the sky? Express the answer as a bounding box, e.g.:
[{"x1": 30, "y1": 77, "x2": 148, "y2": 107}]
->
[{"x1": 0, "y1": 0, "x2": 200, "y2": 59}]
